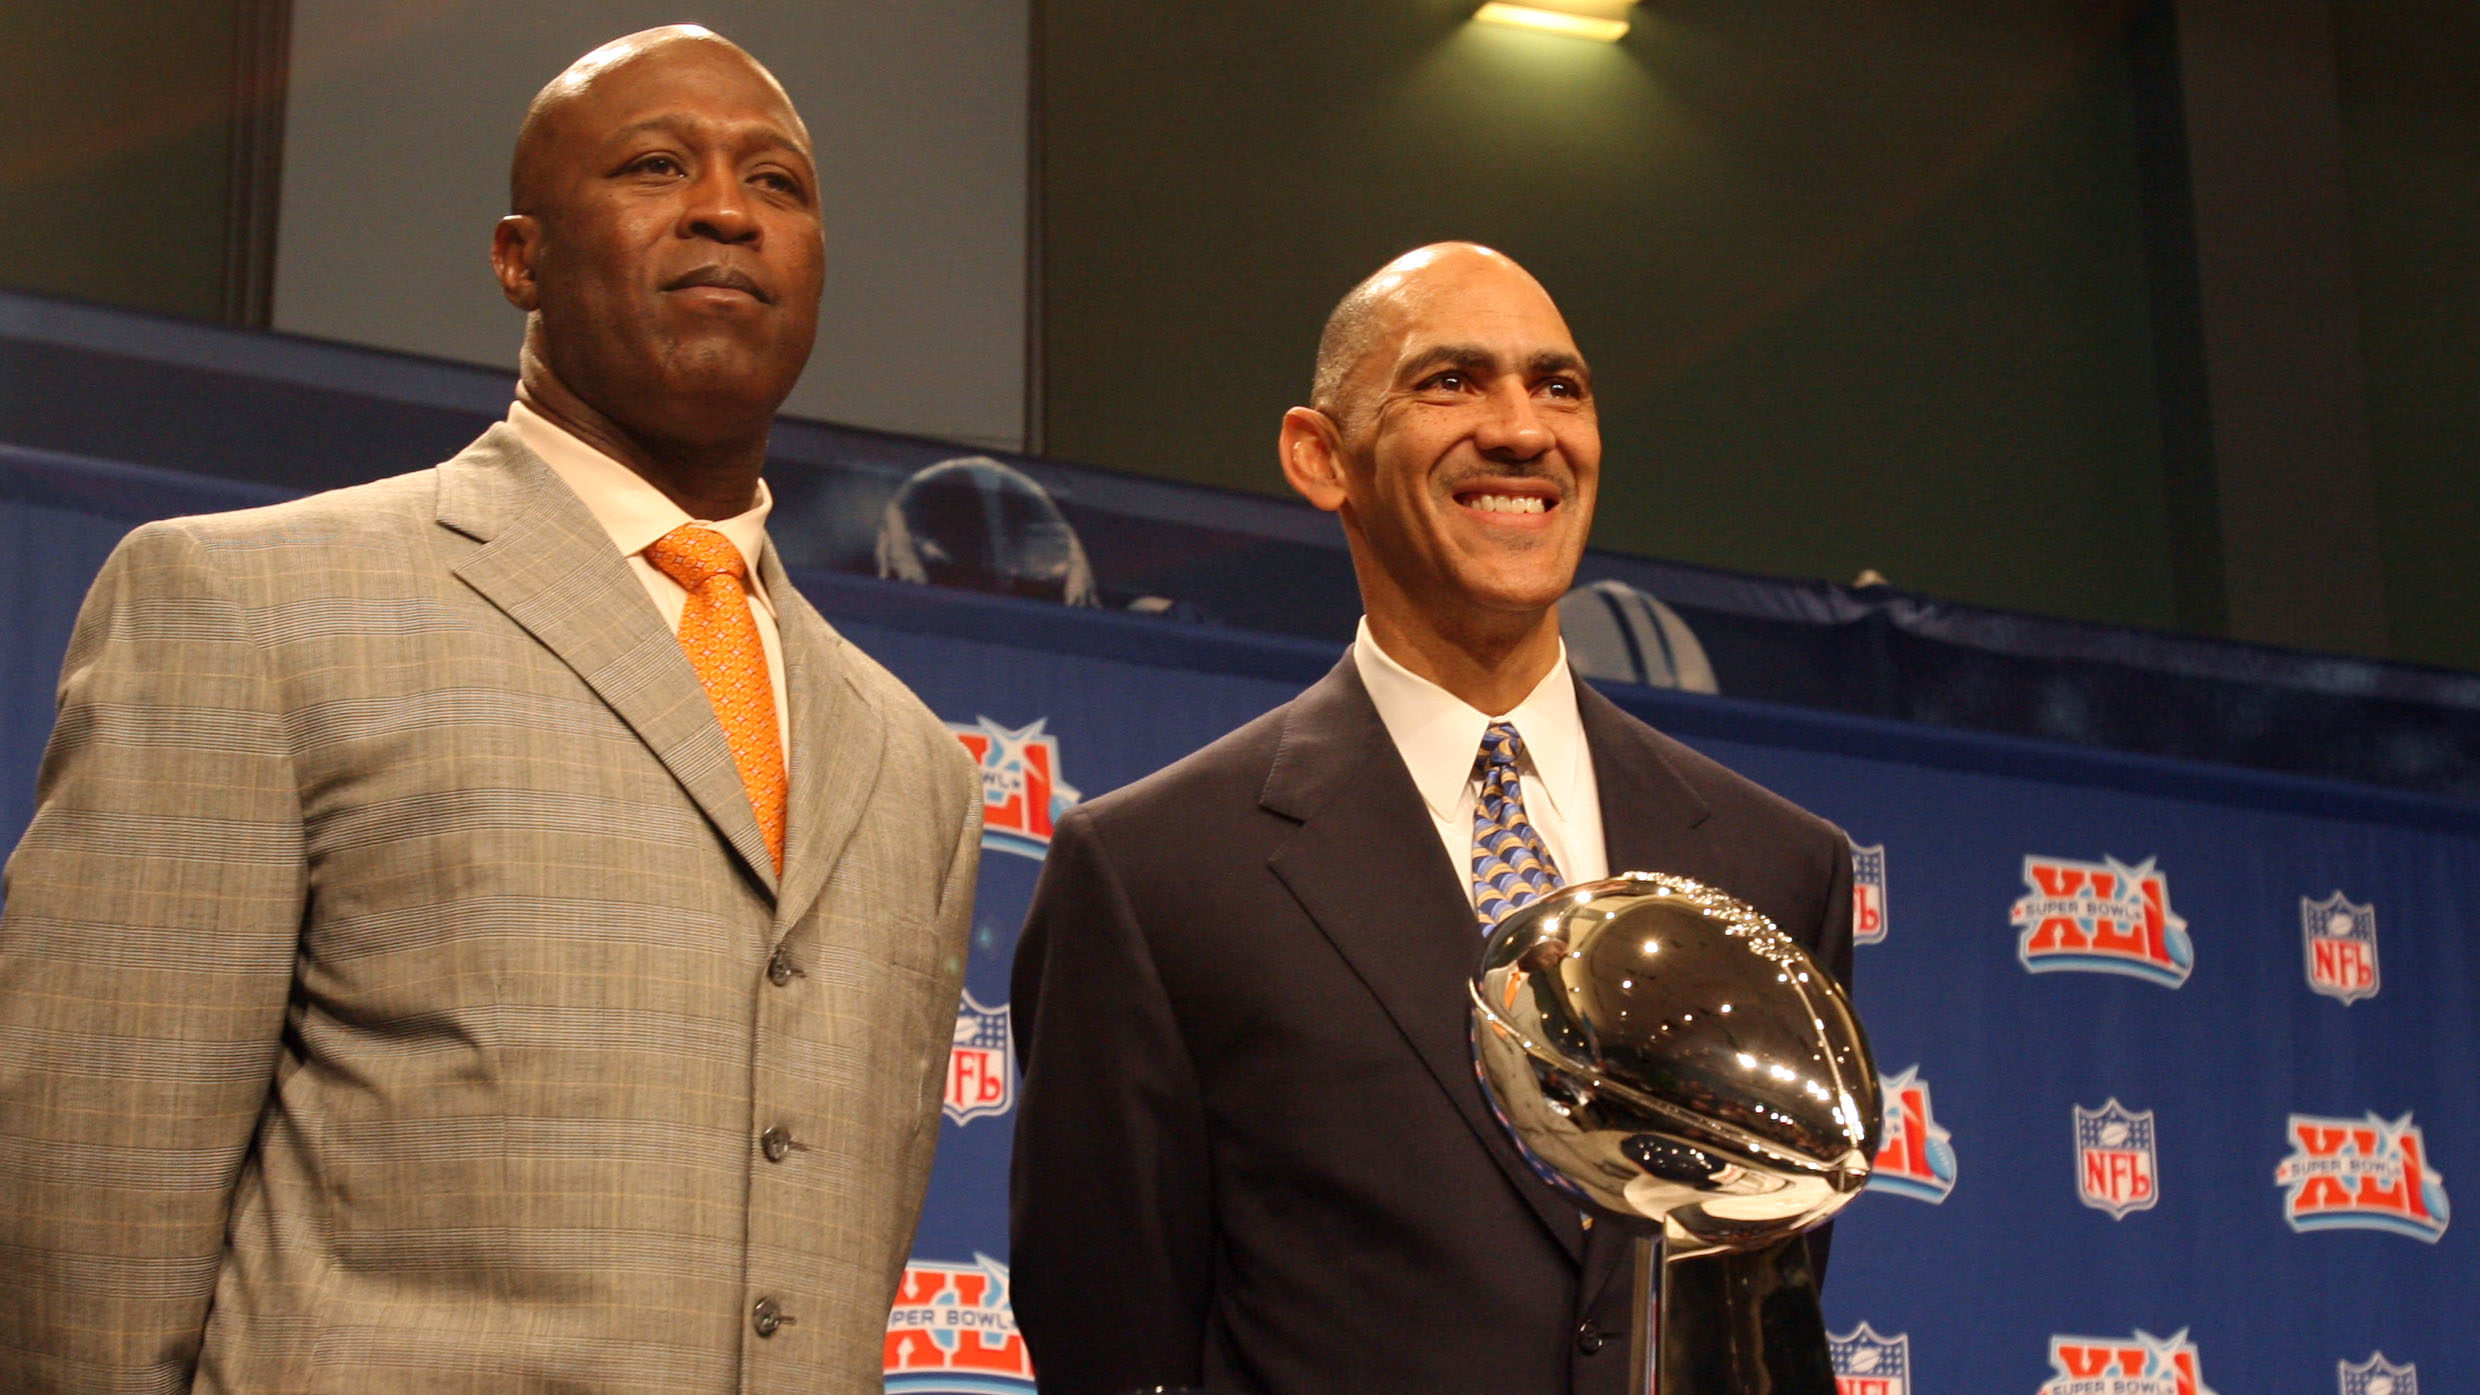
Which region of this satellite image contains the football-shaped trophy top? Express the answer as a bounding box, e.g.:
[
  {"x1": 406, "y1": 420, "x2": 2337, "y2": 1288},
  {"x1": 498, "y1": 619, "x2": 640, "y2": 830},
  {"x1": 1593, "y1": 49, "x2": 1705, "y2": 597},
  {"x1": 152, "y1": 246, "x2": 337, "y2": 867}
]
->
[{"x1": 1471, "y1": 872, "x2": 1880, "y2": 1260}]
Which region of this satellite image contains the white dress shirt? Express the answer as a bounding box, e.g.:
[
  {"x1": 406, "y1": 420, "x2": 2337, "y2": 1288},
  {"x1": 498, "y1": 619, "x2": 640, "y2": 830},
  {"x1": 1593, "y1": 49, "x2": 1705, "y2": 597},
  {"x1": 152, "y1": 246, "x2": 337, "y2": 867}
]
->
[
  {"x1": 508, "y1": 401, "x2": 791, "y2": 770},
  {"x1": 1352, "y1": 617, "x2": 1607, "y2": 907}
]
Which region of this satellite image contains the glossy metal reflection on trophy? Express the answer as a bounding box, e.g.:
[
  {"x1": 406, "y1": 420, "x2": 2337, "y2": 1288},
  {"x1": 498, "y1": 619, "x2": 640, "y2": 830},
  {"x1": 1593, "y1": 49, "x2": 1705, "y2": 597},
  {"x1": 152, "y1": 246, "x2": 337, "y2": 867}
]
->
[{"x1": 1470, "y1": 872, "x2": 1880, "y2": 1395}]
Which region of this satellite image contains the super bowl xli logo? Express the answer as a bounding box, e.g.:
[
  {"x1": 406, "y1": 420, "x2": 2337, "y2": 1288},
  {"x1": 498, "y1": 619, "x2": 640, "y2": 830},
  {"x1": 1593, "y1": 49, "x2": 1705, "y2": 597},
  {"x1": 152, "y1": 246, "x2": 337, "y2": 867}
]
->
[
  {"x1": 2275, "y1": 1112, "x2": 2450, "y2": 1242},
  {"x1": 944, "y1": 991, "x2": 1013, "y2": 1126},
  {"x1": 885, "y1": 1254, "x2": 1035, "y2": 1395},
  {"x1": 1829, "y1": 1323, "x2": 1910, "y2": 1395},
  {"x1": 2075, "y1": 1099, "x2": 2159, "y2": 1220},
  {"x1": 1866, "y1": 1066, "x2": 1956, "y2": 1204},
  {"x1": 2039, "y1": 1329, "x2": 2214, "y2": 1395},
  {"x1": 2301, "y1": 891, "x2": 2380, "y2": 1005},
  {"x1": 949, "y1": 717, "x2": 1080, "y2": 860},
  {"x1": 1850, "y1": 841, "x2": 1888, "y2": 946},
  {"x1": 2339, "y1": 1353, "x2": 2418, "y2": 1395},
  {"x1": 2012, "y1": 854, "x2": 2193, "y2": 988}
]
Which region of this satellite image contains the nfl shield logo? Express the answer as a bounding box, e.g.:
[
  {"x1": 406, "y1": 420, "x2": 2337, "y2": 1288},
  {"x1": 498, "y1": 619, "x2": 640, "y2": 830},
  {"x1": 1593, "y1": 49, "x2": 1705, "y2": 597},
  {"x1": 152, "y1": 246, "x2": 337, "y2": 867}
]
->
[
  {"x1": 2302, "y1": 891, "x2": 2380, "y2": 1005},
  {"x1": 2339, "y1": 1353, "x2": 2418, "y2": 1395},
  {"x1": 944, "y1": 992, "x2": 1015, "y2": 1126},
  {"x1": 1850, "y1": 842, "x2": 1888, "y2": 946},
  {"x1": 2075, "y1": 1099, "x2": 2160, "y2": 1219},
  {"x1": 1829, "y1": 1322, "x2": 1909, "y2": 1395}
]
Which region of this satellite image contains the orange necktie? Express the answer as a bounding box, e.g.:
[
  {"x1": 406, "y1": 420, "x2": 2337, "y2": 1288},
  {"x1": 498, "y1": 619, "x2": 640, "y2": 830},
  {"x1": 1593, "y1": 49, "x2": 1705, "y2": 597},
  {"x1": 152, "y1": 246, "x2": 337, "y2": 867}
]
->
[{"x1": 645, "y1": 524, "x2": 786, "y2": 871}]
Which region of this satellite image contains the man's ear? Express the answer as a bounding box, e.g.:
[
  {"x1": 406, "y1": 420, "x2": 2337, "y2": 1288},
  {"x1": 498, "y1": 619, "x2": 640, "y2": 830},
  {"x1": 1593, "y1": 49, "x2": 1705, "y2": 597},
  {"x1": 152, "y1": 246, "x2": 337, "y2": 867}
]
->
[
  {"x1": 492, "y1": 215, "x2": 542, "y2": 311},
  {"x1": 1279, "y1": 406, "x2": 1349, "y2": 513}
]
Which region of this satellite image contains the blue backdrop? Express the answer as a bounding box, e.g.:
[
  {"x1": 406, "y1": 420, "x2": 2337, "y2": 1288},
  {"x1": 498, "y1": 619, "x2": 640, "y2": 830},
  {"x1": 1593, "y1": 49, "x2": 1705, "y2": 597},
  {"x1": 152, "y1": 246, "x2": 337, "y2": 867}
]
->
[
  {"x1": 3, "y1": 444, "x2": 2473, "y2": 1395},
  {"x1": 856, "y1": 593, "x2": 2476, "y2": 1395}
]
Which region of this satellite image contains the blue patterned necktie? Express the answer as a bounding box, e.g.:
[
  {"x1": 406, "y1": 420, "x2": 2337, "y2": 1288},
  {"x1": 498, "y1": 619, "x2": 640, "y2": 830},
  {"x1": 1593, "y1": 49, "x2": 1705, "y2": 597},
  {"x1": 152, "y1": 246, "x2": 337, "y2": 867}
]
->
[{"x1": 1472, "y1": 721, "x2": 1565, "y2": 931}]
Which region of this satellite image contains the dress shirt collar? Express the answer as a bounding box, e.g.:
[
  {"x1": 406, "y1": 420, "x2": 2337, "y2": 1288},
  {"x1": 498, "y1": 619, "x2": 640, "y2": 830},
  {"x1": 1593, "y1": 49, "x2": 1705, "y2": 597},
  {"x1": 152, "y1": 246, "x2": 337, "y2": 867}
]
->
[
  {"x1": 1351, "y1": 616, "x2": 1587, "y2": 828},
  {"x1": 508, "y1": 400, "x2": 778, "y2": 614}
]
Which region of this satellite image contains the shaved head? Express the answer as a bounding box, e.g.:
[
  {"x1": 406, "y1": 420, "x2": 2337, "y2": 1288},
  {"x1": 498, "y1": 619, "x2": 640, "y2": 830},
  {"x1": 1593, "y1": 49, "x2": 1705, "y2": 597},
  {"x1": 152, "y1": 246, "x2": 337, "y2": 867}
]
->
[
  {"x1": 511, "y1": 25, "x2": 809, "y2": 214},
  {"x1": 488, "y1": 25, "x2": 824, "y2": 518},
  {"x1": 1277, "y1": 239, "x2": 1597, "y2": 706},
  {"x1": 1310, "y1": 242, "x2": 1555, "y2": 426}
]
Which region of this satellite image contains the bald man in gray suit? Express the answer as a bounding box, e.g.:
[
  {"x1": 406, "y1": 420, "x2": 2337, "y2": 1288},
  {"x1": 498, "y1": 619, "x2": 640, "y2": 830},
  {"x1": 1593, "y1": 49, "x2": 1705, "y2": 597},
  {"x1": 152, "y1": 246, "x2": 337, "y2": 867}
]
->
[{"x1": 0, "y1": 28, "x2": 977, "y2": 1394}]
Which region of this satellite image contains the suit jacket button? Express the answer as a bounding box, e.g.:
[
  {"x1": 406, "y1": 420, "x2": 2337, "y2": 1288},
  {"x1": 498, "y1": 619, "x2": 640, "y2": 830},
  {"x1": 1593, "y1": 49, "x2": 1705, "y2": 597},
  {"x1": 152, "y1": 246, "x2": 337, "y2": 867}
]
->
[
  {"x1": 752, "y1": 1297, "x2": 785, "y2": 1337},
  {"x1": 761, "y1": 1126, "x2": 792, "y2": 1162},
  {"x1": 766, "y1": 949, "x2": 796, "y2": 986},
  {"x1": 1576, "y1": 1321, "x2": 1605, "y2": 1356}
]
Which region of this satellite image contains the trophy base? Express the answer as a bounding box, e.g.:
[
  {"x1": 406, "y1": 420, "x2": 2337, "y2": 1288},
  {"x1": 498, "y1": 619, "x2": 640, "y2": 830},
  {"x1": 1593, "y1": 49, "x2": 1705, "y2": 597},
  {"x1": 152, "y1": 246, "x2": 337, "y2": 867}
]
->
[{"x1": 1629, "y1": 1231, "x2": 1836, "y2": 1395}]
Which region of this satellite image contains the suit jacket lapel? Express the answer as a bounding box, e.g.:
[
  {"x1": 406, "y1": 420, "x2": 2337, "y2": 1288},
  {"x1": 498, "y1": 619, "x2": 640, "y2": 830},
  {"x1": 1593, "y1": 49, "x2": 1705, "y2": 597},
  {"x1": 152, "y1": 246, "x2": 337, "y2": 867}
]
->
[
  {"x1": 767, "y1": 547, "x2": 884, "y2": 934},
  {"x1": 1581, "y1": 679, "x2": 1711, "y2": 884},
  {"x1": 437, "y1": 425, "x2": 779, "y2": 895},
  {"x1": 1574, "y1": 676, "x2": 1714, "y2": 1307},
  {"x1": 1263, "y1": 658, "x2": 1586, "y2": 1264}
]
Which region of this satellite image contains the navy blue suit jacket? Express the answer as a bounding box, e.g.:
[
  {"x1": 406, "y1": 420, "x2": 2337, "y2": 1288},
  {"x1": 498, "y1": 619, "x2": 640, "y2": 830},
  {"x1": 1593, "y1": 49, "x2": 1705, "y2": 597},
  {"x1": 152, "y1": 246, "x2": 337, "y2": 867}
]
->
[{"x1": 1010, "y1": 656, "x2": 1853, "y2": 1395}]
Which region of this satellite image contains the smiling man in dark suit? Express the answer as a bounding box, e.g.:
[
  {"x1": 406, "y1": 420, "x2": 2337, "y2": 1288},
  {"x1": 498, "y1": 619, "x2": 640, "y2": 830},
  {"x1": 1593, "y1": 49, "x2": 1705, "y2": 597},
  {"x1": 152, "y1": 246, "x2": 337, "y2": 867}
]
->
[{"x1": 1008, "y1": 242, "x2": 1853, "y2": 1395}]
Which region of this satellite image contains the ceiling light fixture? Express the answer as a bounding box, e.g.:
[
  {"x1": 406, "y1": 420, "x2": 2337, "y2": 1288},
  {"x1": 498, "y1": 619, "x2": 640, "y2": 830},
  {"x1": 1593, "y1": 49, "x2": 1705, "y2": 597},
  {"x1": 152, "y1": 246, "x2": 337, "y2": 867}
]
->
[{"x1": 1473, "y1": 0, "x2": 1632, "y2": 43}]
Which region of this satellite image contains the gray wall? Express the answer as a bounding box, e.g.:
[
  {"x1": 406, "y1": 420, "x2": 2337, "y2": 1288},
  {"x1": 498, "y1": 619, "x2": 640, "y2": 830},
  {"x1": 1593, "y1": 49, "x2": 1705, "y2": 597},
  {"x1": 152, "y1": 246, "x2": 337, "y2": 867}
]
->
[{"x1": 273, "y1": 1, "x2": 1030, "y2": 451}]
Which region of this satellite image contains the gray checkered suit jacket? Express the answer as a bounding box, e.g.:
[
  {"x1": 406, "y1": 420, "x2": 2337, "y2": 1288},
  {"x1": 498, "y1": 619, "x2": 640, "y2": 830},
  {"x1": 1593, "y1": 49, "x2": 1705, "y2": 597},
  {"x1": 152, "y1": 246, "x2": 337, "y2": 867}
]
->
[{"x1": 0, "y1": 425, "x2": 980, "y2": 1393}]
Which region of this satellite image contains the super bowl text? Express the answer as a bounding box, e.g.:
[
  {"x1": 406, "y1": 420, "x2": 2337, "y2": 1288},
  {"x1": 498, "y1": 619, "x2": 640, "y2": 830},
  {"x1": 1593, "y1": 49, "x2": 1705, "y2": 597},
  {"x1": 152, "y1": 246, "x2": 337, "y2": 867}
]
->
[
  {"x1": 2013, "y1": 854, "x2": 2193, "y2": 988},
  {"x1": 950, "y1": 717, "x2": 1080, "y2": 860},
  {"x1": 885, "y1": 1255, "x2": 1035, "y2": 1395},
  {"x1": 2277, "y1": 1112, "x2": 2450, "y2": 1242},
  {"x1": 1867, "y1": 1066, "x2": 1957, "y2": 1205},
  {"x1": 2039, "y1": 1329, "x2": 2215, "y2": 1395}
]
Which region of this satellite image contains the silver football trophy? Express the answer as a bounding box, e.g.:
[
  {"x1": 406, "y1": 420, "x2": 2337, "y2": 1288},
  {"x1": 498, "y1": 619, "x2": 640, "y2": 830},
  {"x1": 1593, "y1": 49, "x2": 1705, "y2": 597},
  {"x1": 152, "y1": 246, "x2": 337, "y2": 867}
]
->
[{"x1": 1471, "y1": 873, "x2": 1880, "y2": 1395}]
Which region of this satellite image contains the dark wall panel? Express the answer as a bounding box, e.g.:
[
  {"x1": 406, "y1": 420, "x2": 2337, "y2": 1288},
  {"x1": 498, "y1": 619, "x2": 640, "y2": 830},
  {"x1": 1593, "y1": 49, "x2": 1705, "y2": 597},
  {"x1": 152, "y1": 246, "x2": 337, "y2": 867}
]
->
[
  {"x1": 1038, "y1": 0, "x2": 2177, "y2": 634},
  {"x1": 2333, "y1": 0, "x2": 2480, "y2": 675},
  {"x1": 0, "y1": 2, "x2": 254, "y2": 321}
]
